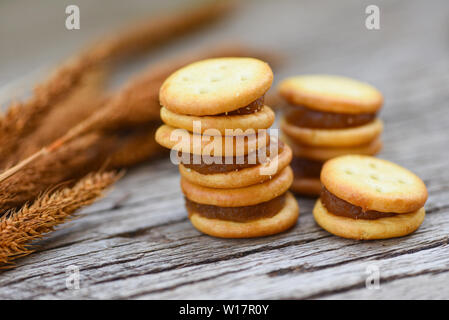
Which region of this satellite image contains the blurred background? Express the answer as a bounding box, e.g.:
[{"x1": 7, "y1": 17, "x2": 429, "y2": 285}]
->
[
  {"x1": 1, "y1": 0, "x2": 448, "y2": 99},
  {"x1": 0, "y1": 0, "x2": 448, "y2": 295}
]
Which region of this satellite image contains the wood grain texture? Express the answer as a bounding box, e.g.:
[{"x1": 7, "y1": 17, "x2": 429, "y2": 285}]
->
[{"x1": 1, "y1": 0, "x2": 449, "y2": 299}]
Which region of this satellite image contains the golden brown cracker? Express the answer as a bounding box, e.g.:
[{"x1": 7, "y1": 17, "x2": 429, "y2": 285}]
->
[
  {"x1": 160, "y1": 58, "x2": 273, "y2": 116},
  {"x1": 179, "y1": 143, "x2": 292, "y2": 188},
  {"x1": 189, "y1": 192, "x2": 299, "y2": 238},
  {"x1": 160, "y1": 105, "x2": 275, "y2": 135},
  {"x1": 181, "y1": 166, "x2": 293, "y2": 207},
  {"x1": 321, "y1": 155, "x2": 428, "y2": 213},
  {"x1": 278, "y1": 75, "x2": 383, "y2": 114},
  {"x1": 313, "y1": 199, "x2": 425, "y2": 240}
]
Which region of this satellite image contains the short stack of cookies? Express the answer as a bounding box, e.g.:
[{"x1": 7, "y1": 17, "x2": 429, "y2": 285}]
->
[
  {"x1": 314, "y1": 155, "x2": 428, "y2": 240},
  {"x1": 155, "y1": 57, "x2": 299, "y2": 238},
  {"x1": 278, "y1": 75, "x2": 384, "y2": 196}
]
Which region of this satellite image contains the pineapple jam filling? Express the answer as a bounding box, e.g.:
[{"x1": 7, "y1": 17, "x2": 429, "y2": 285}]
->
[
  {"x1": 321, "y1": 187, "x2": 398, "y2": 220},
  {"x1": 181, "y1": 142, "x2": 283, "y2": 175},
  {"x1": 186, "y1": 193, "x2": 286, "y2": 222},
  {"x1": 285, "y1": 105, "x2": 376, "y2": 129},
  {"x1": 219, "y1": 95, "x2": 265, "y2": 115}
]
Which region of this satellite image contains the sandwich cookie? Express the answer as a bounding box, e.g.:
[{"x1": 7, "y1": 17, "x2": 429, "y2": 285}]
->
[
  {"x1": 189, "y1": 192, "x2": 299, "y2": 238},
  {"x1": 181, "y1": 166, "x2": 293, "y2": 207},
  {"x1": 278, "y1": 75, "x2": 383, "y2": 114},
  {"x1": 155, "y1": 124, "x2": 270, "y2": 157},
  {"x1": 160, "y1": 57, "x2": 273, "y2": 116},
  {"x1": 278, "y1": 75, "x2": 384, "y2": 196},
  {"x1": 160, "y1": 104, "x2": 275, "y2": 134},
  {"x1": 183, "y1": 167, "x2": 298, "y2": 238},
  {"x1": 156, "y1": 57, "x2": 299, "y2": 238},
  {"x1": 179, "y1": 141, "x2": 293, "y2": 188},
  {"x1": 313, "y1": 155, "x2": 427, "y2": 240}
]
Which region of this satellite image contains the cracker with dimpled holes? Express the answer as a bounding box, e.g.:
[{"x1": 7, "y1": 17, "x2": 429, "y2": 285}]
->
[
  {"x1": 314, "y1": 155, "x2": 428, "y2": 240},
  {"x1": 160, "y1": 57, "x2": 273, "y2": 116},
  {"x1": 278, "y1": 74, "x2": 384, "y2": 197},
  {"x1": 156, "y1": 57, "x2": 299, "y2": 238},
  {"x1": 278, "y1": 75, "x2": 383, "y2": 114}
]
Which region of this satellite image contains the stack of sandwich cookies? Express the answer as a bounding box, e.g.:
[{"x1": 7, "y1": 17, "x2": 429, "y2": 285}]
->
[
  {"x1": 156, "y1": 57, "x2": 299, "y2": 238},
  {"x1": 314, "y1": 155, "x2": 427, "y2": 240},
  {"x1": 278, "y1": 75, "x2": 384, "y2": 196}
]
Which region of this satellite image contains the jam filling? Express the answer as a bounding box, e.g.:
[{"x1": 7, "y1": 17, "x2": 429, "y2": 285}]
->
[
  {"x1": 291, "y1": 157, "x2": 323, "y2": 178},
  {"x1": 186, "y1": 193, "x2": 286, "y2": 222},
  {"x1": 181, "y1": 142, "x2": 283, "y2": 175},
  {"x1": 219, "y1": 95, "x2": 265, "y2": 116},
  {"x1": 321, "y1": 188, "x2": 397, "y2": 220},
  {"x1": 285, "y1": 105, "x2": 376, "y2": 129}
]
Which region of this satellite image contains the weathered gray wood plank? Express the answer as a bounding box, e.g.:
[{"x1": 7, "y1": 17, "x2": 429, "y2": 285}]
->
[{"x1": 0, "y1": 0, "x2": 448, "y2": 299}]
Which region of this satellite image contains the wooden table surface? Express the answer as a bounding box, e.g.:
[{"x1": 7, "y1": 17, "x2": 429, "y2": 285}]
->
[{"x1": 1, "y1": 0, "x2": 448, "y2": 299}]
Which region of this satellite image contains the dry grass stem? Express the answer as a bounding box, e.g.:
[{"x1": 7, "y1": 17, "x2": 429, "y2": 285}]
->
[
  {"x1": 83, "y1": 0, "x2": 235, "y2": 63},
  {"x1": 0, "y1": 171, "x2": 121, "y2": 266},
  {"x1": 0, "y1": 134, "x2": 116, "y2": 211},
  {"x1": 0, "y1": 0, "x2": 233, "y2": 164},
  {"x1": 0, "y1": 43, "x2": 275, "y2": 184},
  {"x1": 0, "y1": 1, "x2": 239, "y2": 267},
  {"x1": 3, "y1": 67, "x2": 108, "y2": 165}
]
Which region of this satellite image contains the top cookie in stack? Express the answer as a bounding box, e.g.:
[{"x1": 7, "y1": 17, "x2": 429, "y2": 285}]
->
[
  {"x1": 278, "y1": 75, "x2": 384, "y2": 196},
  {"x1": 155, "y1": 57, "x2": 299, "y2": 238}
]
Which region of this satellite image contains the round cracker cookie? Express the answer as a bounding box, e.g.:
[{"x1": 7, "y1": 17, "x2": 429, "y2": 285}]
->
[
  {"x1": 278, "y1": 75, "x2": 383, "y2": 114},
  {"x1": 321, "y1": 155, "x2": 428, "y2": 213},
  {"x1": 281, "y1": 118, "x2": 383, "y2": 147},
  {"x1": 313, "y1": 199, "x2": 425, "y2": 240},
  {"x1": 155, "y1": 124, "x2": 269, "y2": 157},
  {"x1": 290, "y1": 177, "x2": 322, "y2": 196},
  {"x1": 160, "y1": 57, "x2": 273, "y2": 116},
  {"x1": 189, "y1": 192, "x2": 299, "y2": 238},
  {"x1": 179, "y1": 143, "x2": 292, "y2": 188},
  {"x1": 160, "y1": 105, "x2": 275, "y2": 135},
  {"x1": 181, "y1": 166, "x2": 293, "y2": 207},
  {"x1": 284, "y1": 134, "x2": 383, "y2": 161}
]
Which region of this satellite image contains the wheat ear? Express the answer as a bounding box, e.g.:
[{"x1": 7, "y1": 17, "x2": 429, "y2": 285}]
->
[{"x1": 0, "y1": 171, "x2": 122, "y2": 266}]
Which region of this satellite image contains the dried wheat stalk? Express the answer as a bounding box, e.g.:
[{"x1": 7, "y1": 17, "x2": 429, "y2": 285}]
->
[
  {"x1": 84, "y1": 0, "x2": 234, "y2": 63},
  {"x1": 3, "y1": 67, "x2": 108, "y2": 166},
  {"x1": 91, "y1": 43, "x2": 277, "y2": 131},
  {"x1": 0, "y1": 43, "x2": 275, "y2": 183},
  {"x1": 46, "y1": 44, "x2": 277, "y2": 142},
  {"x1": 0, "y1": 58, "x2": 99, "y2": 162},
  {"x1": 0, "y1": 2, "x2": 238, "y2": 267},
  {"x1": 0, "y1": 133, "x2": 116, "y2": 211},
  {"x1": 0, "y1": 123, "x2": 163, "y2": 211},
  {"x1": 0, "y1": 171, "x2": 122, "y2": 266},
  {"x1": 0, "y1": 0, "x2": 233, "y2": 163}
]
